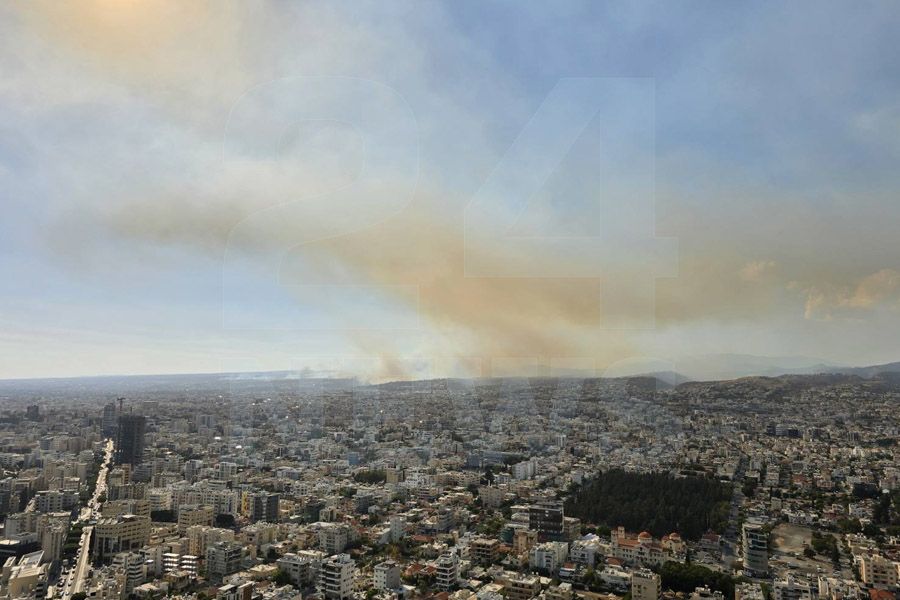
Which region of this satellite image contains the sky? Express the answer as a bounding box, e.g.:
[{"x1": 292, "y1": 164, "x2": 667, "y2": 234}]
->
[{"x1": 1, "y1": 1, "x2": 900, "y2": 381}]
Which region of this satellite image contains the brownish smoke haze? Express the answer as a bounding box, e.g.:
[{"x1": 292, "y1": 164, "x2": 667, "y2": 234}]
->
[
  {"x1": 287, "y1": 204, "x2": 624, "y2": 361},
  {"x1": 102, "y1": 194, "x2": 640, "y2": 371},
  {"x1": 91, "y1": 186, "x2": 801, "y2": 378}
]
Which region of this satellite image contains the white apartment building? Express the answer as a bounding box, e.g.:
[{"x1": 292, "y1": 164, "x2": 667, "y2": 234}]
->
[
  {"x1": 736, "y1": 583, "x2": 767, "y2": 600},
  {"x1": 147, "y1": 488, "x2": 173, "y2": 511},
  {"x1": 40, "y1": 523, "x2": 67, "y2": 564},
  {"x1": 0, "y1": 551, "x2": 48, "y2": 600},
  {"x1": 600, "y1": 566, "x2": 631, "y2": 592},
  {"x1": 161, "y1": 552, "x2": 199, "y2": 576},
  {"x1": 435, "y1": 551, "x2": 459, "y2": 591},
  {"x1": 111, "y1": 551, "x2": 147, "y2": 593},
  {"x1": 512, "y1": 460, "x2": 536, "y2": 480},
  {"x1": 389, "y1": 515, "x2": 406, "y2": 542},
  {"x1": 816, "y1": 576, "x2": 860, "y2": 600},
  {"x1": 773, "y1": 576, "x2": 814, "y2": 600},
  {"x1": 278, "y1": 551, "x2": 324, "y2": 587},
  {"x1": 318, "y1": 553, "x2": 354, "y2": 600},
  {"x1": 529, "y1": 541, "x2": 568, "y2": 574},
  {"x1": 373, "y1": 560, "x2": 401, "y2": 591},
  {"x1": 318, "y1": 523, "x2": 350, "y2": 555},
  {"x1": 570, "y1": 535, "x2": 603, "y2": 567},
  {"x1": 33, "y1": 490, "x2": 79, "y2": 513}
]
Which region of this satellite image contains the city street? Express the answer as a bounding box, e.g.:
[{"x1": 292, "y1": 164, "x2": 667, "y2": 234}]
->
[{"x1": 60, "y1": 439, "x2": 113, "y2": 600}]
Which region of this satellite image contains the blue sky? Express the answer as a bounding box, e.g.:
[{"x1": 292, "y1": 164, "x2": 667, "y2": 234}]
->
[{"x1": 1, "y1": 1, "x2": 900, "y2": 380}]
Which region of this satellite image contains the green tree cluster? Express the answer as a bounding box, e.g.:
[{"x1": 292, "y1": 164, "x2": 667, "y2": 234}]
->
[{"x1": 564, "y1": 469, "x2": 732, "y2": 540}]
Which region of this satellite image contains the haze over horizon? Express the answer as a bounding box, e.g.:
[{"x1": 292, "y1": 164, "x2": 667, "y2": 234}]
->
[{"x1": 3, "y1": 2, "x2": 900, "y2": 380}]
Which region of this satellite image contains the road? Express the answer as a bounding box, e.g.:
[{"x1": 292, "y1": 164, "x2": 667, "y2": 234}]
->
[
  {"x1": 721, "y1": 456, "x2": 746, "y2": 572},
  {"x1": 60, "y1": 439, "x2": 114, "y2": 600}
]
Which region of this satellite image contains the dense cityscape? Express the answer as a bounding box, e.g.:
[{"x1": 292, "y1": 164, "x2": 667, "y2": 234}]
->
[{"x1": 0, "y1": 370, "x2": 897, "y2": 600}]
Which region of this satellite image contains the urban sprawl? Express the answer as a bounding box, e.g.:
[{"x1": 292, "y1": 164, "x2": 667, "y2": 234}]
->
[{"x1": 0, "y1": 373, "x2": 898, "y2": 600}]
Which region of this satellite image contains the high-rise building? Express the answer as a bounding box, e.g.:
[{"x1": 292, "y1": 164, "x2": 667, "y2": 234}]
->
[
  {"x1": 185, "y1": 525, "x2": 235, "y2": 557},
  {"x1": 389, "y1": 515, "x2": 405, "y2": 542},
  {"x1": 318, "y1": 553, "x2": 354, "y2": 600},
  {"x1": 115, "y1": 415, "x2": 146, "y2": 466},
  {"x1": 742, "y1": 520, "x2": 769, "y2": 577}
]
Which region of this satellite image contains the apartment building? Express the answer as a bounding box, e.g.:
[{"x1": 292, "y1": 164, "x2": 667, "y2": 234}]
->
[
  {"x1": 435, "y1": 551, "x2": 459, "y2": 591},
  {"x1": 742, "y1": 520, "x2": 769, "y2": 577},
  {"x1": 277, "y1": 551, "x2": 324, "y2": 587},
  {"x1": 504, "y1": 573, "x2": 541, "y2": 600},
  {"x1": 529, "y1": 501, "x2": 564, "y2": 541},
  {"x1": 186, "y1": 525, "x2": 235, "y2": 556},
  {"x1": 177, "y1": 504, "x2": 214, "y2": 533},
  {"x1": 318, "y1": 523, "x2": 350, "y2": 555},
  {"x1": 318, "y1": 553, "x2": 354, "y2": 600},
  {"x1": 206, "y1": 541, "x2": 245, "y2": 584},
  {"x1": 471, "y1": 537, "x2": 500, "y2": 566},
  {"x1": 773, "y1": 576, "x2": 815, "y2": 600},
  {"x1": 33, "y1": 490, "x2": 79, "y2": 513},
  {"x1": 858, "y1": 554, "x2": 898, "y2": 589},
  {"x1": 632, "y1": 568, "x2": 661, "y2": 600},
  {"x1": 529, "y1": 541, "x2": 568, "y2": 574},
  {"x1": 373, "y1": 560, "x2": 400, "y2": 591},
  {"x1": 513, "y1": 529, "x2": 538, "y2": 555}
]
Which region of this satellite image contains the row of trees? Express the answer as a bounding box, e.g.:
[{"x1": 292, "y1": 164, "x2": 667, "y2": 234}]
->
[{"x1": 564, "y1": 469, "x2": 732, "y2": 540}]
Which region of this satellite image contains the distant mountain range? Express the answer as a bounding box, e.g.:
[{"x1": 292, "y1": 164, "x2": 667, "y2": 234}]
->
[
  {"x1": 2, "y1": 357, "x2": 900, "y2": 391},
  {"x1": 621, "y1": 355, "x2": 900, "y2": 383},
  {"x1": 823, "y1": 361, "x2": 900, "y2": 378}
]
